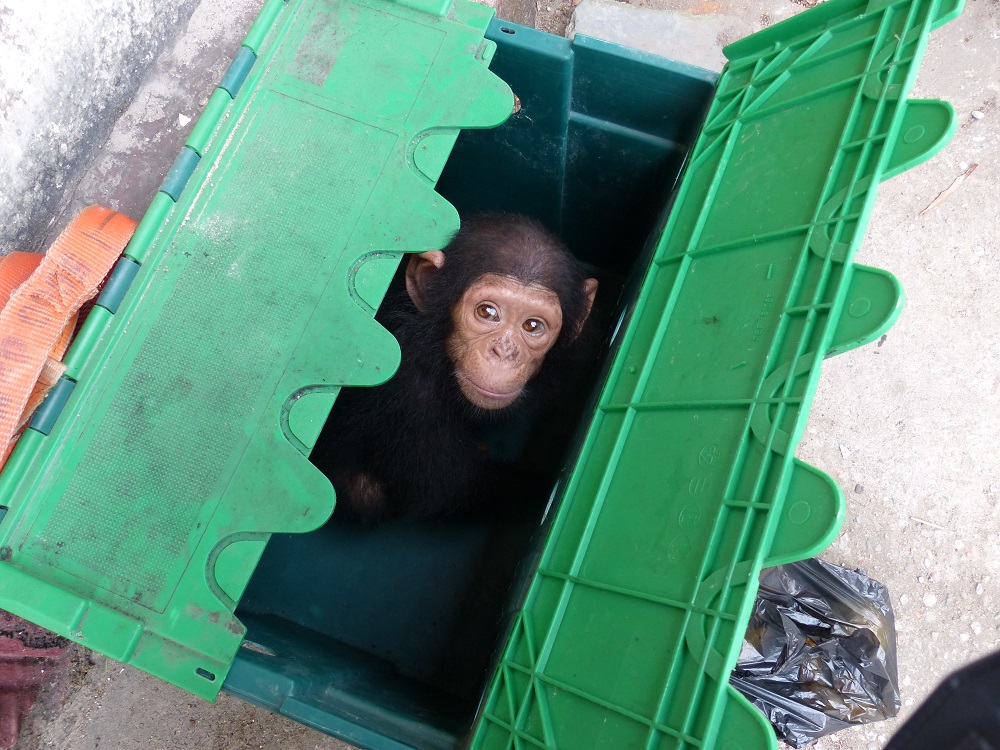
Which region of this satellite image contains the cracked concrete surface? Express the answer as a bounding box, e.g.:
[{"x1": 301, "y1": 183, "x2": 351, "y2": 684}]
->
[
  {"x1": 1, "y1": 0, "x2": 997, "y2": 748},
  {"x1": 0, "y1": 0, "x2": 202, "y2": 254}
]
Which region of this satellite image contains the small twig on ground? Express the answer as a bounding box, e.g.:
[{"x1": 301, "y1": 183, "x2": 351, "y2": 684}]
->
[
  {"x1": 919, "y1": 163, "x2": 978, "y2": 215},
  {"x1": 911, "y1": 516, "x2": 946, "y2": 530}
]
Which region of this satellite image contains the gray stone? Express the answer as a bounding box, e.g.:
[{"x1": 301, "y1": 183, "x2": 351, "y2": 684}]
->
[{"x1": 567, "y1": 0, "x2": 754, "y2": 71}]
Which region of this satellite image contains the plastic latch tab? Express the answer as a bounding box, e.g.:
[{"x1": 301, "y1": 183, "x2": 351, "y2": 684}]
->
[
  {"x1": 159, "y1": 146, "x2": 201, "y2": 202},
  {"x1": 827, "y1": 264, "x2": 904, "y2": 358},
  {"x1": 765, "y1": 459, "x2": 845, "y2": 568},
  {"x1": 96, "y1": 257, "x2": 142, "y2": 315},
  {"x1": 28, "y1": 377, "x2": 77, "y2": 436},
  {"x1": 884, "y1": 99, "x2": 956, "y2": 182},
  {"x1": 220, "y1": 46, "x2": 258, "y2": 98}
]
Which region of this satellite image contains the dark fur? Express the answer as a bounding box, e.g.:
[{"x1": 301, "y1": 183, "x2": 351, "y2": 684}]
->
[{"x1": 310, "y1": 214, "x2": 597, "y2": 525}]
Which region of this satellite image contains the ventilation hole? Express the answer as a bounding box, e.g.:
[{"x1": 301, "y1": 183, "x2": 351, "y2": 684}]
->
[
  {"x1": 196, "y1": 668, "x2": 217, "y2": 682},
  {"x1": 500, "y1": 26, "x2": 515, "y2": 34}
]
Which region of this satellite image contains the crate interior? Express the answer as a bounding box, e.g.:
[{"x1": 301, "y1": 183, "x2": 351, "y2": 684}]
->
[{"x1": 230, "y1": 21, "x2": 715, "y2": 750}]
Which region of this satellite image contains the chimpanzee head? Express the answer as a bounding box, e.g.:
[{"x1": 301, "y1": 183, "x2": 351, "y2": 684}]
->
[{"x1": 404, "y1": 214, "x2": 598, "y2": 410}]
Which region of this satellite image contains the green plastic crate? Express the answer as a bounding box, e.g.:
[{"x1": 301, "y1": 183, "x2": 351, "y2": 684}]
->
[{"x1": 0, "y1": 0, "x2": 961, "y2": 748}]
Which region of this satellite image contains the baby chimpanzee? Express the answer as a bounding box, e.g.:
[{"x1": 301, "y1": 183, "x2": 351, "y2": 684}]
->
[{"x1": 310, "y1": 214, "x2": 598, "y2": 525}]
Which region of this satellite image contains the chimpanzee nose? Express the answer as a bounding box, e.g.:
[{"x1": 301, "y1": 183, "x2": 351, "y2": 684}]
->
[{"x1": 491, "y1": 334, "x2": 517, "y2": 361}]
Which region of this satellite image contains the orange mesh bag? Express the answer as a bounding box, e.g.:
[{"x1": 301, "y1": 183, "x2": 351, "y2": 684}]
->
[{"x1": 0, "y1": 206, "x2": 136, "y2": 470}]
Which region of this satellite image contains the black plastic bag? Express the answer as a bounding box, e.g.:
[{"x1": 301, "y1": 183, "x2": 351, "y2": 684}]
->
[{"x1": 730, "y1": 558, "x2": 900, "y2": 747}]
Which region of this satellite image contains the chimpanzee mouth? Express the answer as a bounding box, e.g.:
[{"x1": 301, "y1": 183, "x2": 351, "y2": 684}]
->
[
  {"x1": 456, "y1": 373, "x2": 522, "y2": 406},
  {"x1": 470, "y1": 382, "x2": 519, "y2": 399}
]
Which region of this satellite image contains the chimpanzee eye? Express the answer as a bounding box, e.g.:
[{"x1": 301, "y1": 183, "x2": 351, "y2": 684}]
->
[
  {"x1": 476, "y1": 303, "x2": 499, "y2": 321},
  {"x1": 522, "y1": 318, "x2": 544, "y2": 334}
]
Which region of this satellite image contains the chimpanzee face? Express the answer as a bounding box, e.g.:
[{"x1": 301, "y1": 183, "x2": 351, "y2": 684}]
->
[{"x1": 446, "y1": 273, "x2": 563, "y2": 410}]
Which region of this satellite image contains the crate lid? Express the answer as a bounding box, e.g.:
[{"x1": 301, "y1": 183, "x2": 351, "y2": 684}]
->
[
  {"x1": 0, "y1": 0, "x2": 512, "y2": 699},
  {"x1": 469, "y1": 1, "x2": 961, "y2": 749}
]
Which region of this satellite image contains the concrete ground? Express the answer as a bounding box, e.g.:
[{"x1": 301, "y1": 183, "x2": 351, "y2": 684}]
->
[{"x1": 1, "y1": 0, "x2": 997, "y2": 748}]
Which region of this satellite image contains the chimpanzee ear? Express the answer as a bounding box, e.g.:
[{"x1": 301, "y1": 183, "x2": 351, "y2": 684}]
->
[
  {"x1": 571, "y1": 278, "x2": 599, "y2": 340},
  {"x1": 405, "y1": 250, "x2": 446, "y2": 313}
]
